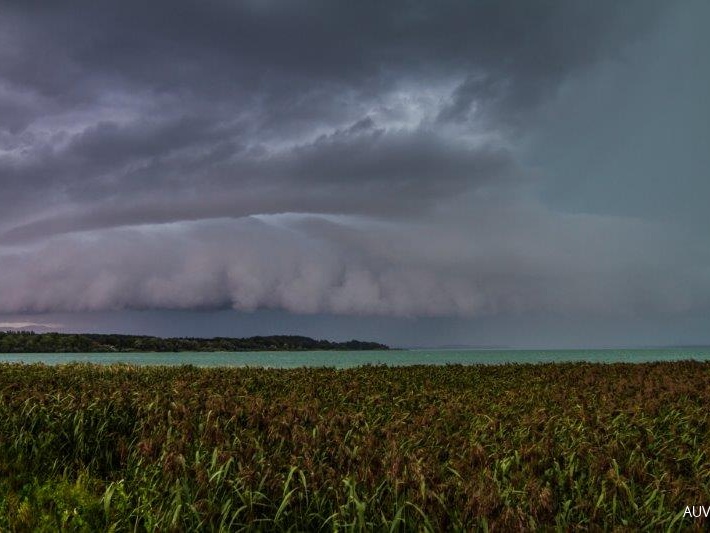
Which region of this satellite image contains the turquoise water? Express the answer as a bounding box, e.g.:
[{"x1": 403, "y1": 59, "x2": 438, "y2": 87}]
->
[{"x1": 1, "y1": 347, "x2": 709, "y2": 367}]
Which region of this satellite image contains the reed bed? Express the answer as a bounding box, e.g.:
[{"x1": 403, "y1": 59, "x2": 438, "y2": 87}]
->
[{"x1": 1, "y1": 361, "x2": 709, "y2": 531}]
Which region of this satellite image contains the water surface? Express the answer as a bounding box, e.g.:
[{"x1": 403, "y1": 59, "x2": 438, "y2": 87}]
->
[{"x1": 1, "y1": 348, "x2": 709, "y2": 367}]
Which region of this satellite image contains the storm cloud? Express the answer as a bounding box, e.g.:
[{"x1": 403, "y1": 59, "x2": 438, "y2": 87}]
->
[{"x1": 1, "y1": 0, "x2": 708, "y2": 342}]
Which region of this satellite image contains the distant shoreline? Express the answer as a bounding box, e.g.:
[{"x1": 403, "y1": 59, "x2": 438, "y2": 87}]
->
[{"x1": 0, "y1": 331, "x2": 389, "y2": 353}]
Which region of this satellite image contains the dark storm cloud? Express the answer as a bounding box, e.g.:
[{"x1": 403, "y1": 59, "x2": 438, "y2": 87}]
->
[
  {"x1": 0, "y1": 120, "x2": 515, "y2": 243},
  {"x1": 1, "y1": 0, "x2": 664, "y2": 194},
  {"x1": 3, "y1": 1, "x2": 663, "y2": 89},
  {"x1": 1, "y1": 0, "x2": 707, "y2": 325},
  {"x1": 1, "y1": 0, "x2": 667, "y2": 141}
]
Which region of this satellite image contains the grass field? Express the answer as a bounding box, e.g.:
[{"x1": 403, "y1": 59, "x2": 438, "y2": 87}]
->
[{"x1": 1, "y1": 362, "x2": 709, "y2": 531}]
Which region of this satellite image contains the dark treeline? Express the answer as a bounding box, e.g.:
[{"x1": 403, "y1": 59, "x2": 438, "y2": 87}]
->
[{"x1": 0, "y1": 331, "x2": 389, "y2": 353}]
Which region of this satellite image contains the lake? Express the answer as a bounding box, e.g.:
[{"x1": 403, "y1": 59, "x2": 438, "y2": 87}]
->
[{"x1": 1, "y1": 347, "x2": 709, "y2": 367}]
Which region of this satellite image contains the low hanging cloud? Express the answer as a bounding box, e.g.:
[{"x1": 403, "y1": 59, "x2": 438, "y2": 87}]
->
[
  {"x1": 1, "y1": 204, "x2": 708, "y2": 317},
  {"x1": 1, "y1": 0, "x2": 708, "y2": 323}
]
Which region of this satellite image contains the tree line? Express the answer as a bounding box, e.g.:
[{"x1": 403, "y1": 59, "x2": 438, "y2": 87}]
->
[{"x1": 0, "y1": 331, "x2": 389, "y2": 353}]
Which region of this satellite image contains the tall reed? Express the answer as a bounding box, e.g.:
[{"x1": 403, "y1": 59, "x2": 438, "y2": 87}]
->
[{"x1": 1, "y1": 362, "x2": 708, "y2": 530}]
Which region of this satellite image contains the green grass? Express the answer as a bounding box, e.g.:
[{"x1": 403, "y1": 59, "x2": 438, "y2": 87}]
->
[{"x1": 1, "y1": 362, "x2": 709, "y2": 531}]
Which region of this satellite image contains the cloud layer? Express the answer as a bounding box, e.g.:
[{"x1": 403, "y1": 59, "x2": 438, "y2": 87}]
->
[{"x1": 1, "y1": 0, "x2": 708, "y2": 322}]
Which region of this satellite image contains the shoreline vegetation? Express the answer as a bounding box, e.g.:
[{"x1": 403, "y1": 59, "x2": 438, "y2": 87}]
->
[
  {"x1": 1, "y1": 361, "x2": 709, "y2": 530},
  {"x1": 0, "y1": 331, "x2": 389, "y2": 353}
]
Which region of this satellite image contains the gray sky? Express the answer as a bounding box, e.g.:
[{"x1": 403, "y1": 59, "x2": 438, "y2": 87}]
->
[{"x1": 1, "y1": 0, "x2": 708, "y2": 347}]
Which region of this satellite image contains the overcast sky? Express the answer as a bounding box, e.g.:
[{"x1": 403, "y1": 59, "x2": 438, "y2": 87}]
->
[{"x1": 1, "y1": 0, "x2": 708, "y2": 347}]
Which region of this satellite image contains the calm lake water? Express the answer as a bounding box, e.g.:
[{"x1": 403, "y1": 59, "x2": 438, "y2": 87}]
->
[{"x1": 1, "y1": 348, "x2": 709, "y2": 368}]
